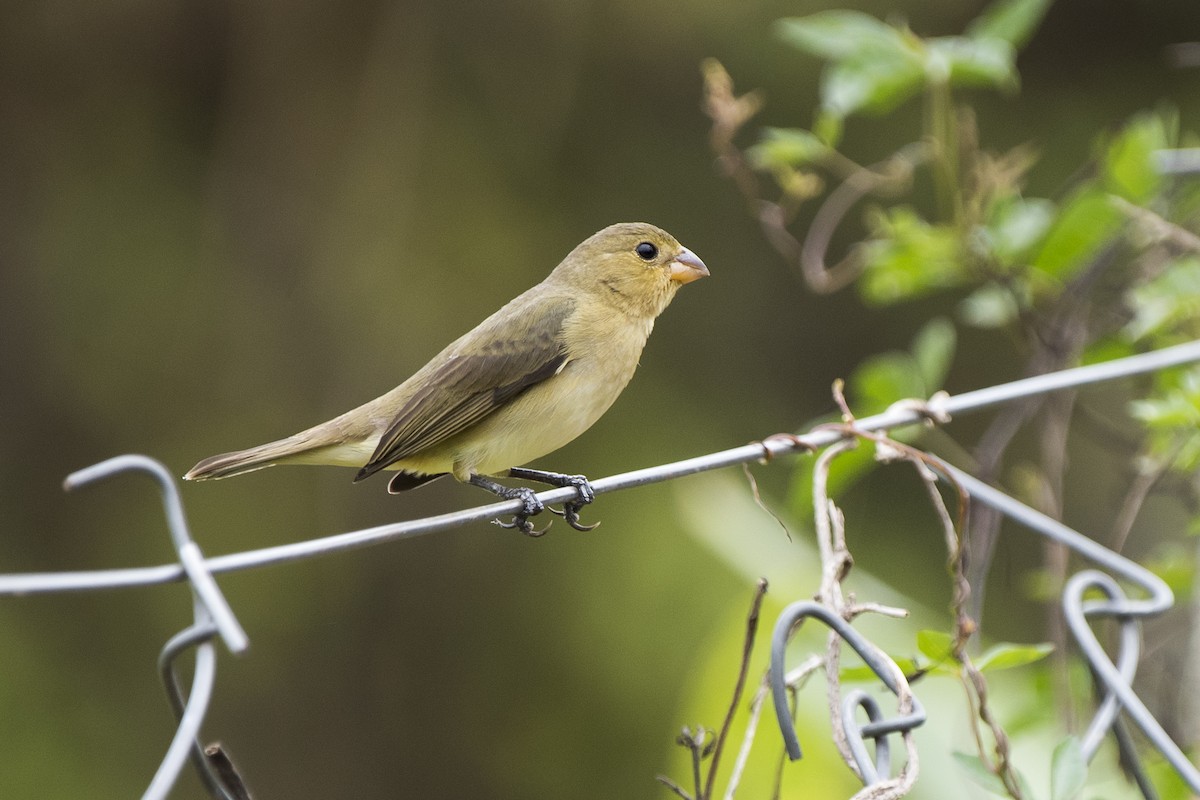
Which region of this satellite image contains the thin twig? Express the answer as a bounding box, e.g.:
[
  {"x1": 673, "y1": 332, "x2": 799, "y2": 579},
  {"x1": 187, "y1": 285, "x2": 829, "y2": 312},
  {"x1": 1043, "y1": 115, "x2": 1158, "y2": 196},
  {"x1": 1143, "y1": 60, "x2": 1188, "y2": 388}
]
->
[
  {"x1": 656, "y1": 774, "x2": 692, "y2": 800},
  {"x1": 966, "y1": 656, "x2": 1023, "y2": 799},
  {"x1": 704, "y1": 579, "x2": 769, "y2": 800},
  {"x1": 741, "y1": 463, "x2": 791, "y2": 541},
  {"x1": 723, "y1": 678, "x2": 770, "y2": 800}
]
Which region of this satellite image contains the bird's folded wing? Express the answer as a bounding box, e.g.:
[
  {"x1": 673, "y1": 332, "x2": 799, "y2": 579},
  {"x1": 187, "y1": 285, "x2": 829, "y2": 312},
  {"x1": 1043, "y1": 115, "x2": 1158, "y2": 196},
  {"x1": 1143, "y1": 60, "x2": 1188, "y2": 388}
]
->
[{"x1": 355, "y1": 303, "x2": 572, "y2": 481}]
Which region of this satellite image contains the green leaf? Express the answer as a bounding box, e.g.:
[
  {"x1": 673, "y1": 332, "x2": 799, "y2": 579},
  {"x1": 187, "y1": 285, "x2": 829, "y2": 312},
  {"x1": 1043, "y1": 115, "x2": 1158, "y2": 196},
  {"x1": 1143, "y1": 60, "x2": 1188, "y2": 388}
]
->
[
  {"x1": 952, "y1": 752, "x2": 1010, "y2": 796},
  {"x1": 1103, "y1": 110, "x2": 1175, "y2": 203},
  {"x1": 748, "y1": 127, "x2": 829, "y2": 169},
  {"x1": 851, "y1": 353, "x2": 926, "y2": 414},
  {"x1": 850, "y1": 318, "x2": 954, "y2": 414},
  {"x1": 840, "y1": 656, "x2": 920, "y2": 683},
  {"x1": 861, "y1": 207, "x2": 965, "y2": 303},
  {"x1": 975, "y1": 641, "x2": 1054, "y2": 672},
  {"x1": 1130, "y1": 385, "x2": 1200, "y2": 429},
  {"x1": 1030, "y1": 188, "x2": 1123, "y2": 280},
  {"x1": 1132, "y1": 368, "x2": 1200, "y2": 474},
  {"x1": 983, "y1": 196, "x2": 1057, "y2": 267},
  {"x1": 967, "y1": 0, "x2": 1053, "y2": 49},
  {"x1": 1144, "y1": 542, "x2": 1197, "y2": 596},
  {"x1": 959, "y1": 283, "x2": 1021, "y2": 328},
  {"x1": 916, "y1": 629, "x2": 955, "y2": 661},
  {"x1": 911, "y1": 317, "x2": 957, "y2": 392},
  {"x1": 1082, "y1": 337, "x2": 1136, "y2": 366},
  {"x1": 1124, "y1": 256, "x2": 1200, "y2": 342},
  {"x1": 1050, "y1": 737, "x2": 1087, "y2": 800},
  {"x1": 822, "y1": 50, "x2": 926, "y2": 117},
  {"x1": 927, "y1": 36, "x2": 1018, "y2": 91},
  {"x1": 813, "y1": 110, "x2": 844, "y2": 147},
  {"x1": 775, "y1": 11, "x2": 910, "y2": 61}
]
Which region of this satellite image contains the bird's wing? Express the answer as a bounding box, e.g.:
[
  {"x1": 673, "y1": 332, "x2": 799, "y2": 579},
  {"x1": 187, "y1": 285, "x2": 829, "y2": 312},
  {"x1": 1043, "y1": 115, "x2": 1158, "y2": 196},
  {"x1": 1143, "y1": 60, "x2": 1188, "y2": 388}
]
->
[{"x1": 354, "y1": 301, "x2": 572, "y2": 481}]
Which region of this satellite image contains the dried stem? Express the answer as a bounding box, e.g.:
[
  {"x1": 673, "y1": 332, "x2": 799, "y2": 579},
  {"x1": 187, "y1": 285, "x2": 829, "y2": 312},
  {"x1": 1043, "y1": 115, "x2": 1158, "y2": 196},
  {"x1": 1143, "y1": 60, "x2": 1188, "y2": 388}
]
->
[{"x1": 704, "y1": 579, "x2": 769, "y2": 800}]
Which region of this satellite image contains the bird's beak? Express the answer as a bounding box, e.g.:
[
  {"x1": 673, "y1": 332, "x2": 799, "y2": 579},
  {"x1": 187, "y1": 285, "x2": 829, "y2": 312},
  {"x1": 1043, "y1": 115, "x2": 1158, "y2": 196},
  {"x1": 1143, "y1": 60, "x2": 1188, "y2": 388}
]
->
[{"x1": 667, "y1": 248, "x2": 710, "y2": 284}]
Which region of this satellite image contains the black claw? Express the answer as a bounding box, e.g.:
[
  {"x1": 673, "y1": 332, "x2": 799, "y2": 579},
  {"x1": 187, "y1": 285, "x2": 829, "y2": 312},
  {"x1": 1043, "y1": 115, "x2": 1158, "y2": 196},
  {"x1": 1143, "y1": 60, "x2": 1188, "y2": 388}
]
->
[
  {"x1": 507, "y1": 469, "x2": 599, "y2": 531},
  {"x1": 548, "y1": 496, "x2": 599, "y2": 530},
  {"x1": 470, "y1": 475, "x2": 553, "y2": 536},
  {"x1": 565, "y1": 507, "x2": 600, "y2": 531},
  {"x1": 471, "y1": 470, "x2": 602, "y2": 535},
  {"x1": 500, "y1": 486, "x2": 547, "y2": 536},
  {"x1": 557, "y1": 474, "x2": 597, "y2": 531}
]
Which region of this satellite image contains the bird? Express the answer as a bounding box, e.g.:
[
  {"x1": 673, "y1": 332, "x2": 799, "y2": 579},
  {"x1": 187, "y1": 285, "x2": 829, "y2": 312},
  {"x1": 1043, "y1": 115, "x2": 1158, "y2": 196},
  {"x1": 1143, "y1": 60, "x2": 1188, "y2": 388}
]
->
[{"x1": 184, "y1": 222, "x2": 709, "y2": 535}]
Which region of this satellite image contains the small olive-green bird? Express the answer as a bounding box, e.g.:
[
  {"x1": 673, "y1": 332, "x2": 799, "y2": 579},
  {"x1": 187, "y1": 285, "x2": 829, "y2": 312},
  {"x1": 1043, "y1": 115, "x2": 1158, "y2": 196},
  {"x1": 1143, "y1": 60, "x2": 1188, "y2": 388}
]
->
[{"x1": 184, "y1": 222, "x2": 708, "y2": 534}]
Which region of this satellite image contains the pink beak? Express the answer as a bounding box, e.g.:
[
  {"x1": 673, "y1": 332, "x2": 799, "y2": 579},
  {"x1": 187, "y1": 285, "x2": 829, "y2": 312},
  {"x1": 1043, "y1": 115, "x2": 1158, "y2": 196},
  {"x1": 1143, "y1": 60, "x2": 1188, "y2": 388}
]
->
[{"x1": 667, "y1": 247, "x2": 710, "y2": 284}]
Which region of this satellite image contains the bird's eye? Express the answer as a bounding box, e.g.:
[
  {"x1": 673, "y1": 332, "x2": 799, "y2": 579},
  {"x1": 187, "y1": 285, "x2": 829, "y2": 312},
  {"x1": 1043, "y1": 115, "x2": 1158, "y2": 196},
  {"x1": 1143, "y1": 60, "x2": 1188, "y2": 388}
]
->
[{"x1": 635, "y1": 241, "x2": 658, "y2": 261}]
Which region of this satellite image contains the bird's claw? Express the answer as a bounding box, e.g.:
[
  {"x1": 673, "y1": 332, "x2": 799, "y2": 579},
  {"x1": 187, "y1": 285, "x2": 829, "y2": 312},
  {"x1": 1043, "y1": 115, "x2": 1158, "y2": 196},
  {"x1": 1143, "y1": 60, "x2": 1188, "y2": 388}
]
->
[
  {"x1": 477, "y1": 470, "x2": 599, "y2": 535},
  {"x1": 548, "y1": 503, "x2": 600, "y2": 531},
  {"x1": 494, "y1": 515, "x2": 551, "y2": 537},
  {"x1": 492, "y1": 486, "x2": 550, "y2": 537},
  {"x1": 545, "y1": 474, "x2": 598, "y2": 531}
]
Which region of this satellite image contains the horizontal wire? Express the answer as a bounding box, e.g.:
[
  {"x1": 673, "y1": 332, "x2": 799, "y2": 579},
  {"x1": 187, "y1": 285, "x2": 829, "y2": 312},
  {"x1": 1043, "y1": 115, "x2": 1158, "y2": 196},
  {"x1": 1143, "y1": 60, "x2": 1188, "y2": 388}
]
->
[{"x1": 3, "y1": 339, "x2": 1199, "y2": 597}]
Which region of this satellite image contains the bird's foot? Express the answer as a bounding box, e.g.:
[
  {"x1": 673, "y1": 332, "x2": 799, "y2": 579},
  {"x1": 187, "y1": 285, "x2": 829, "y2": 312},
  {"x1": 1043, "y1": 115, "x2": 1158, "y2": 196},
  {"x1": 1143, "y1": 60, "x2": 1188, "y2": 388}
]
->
[
  {"x1": 508, "y1": 468, "x2": 599, "y2": 531},
  {"x1": 493, "y1": 487, "x2": 551, "y2": 537},
  {"x1": 470, "y1": 475, "x2": 551, "y2": 536}
]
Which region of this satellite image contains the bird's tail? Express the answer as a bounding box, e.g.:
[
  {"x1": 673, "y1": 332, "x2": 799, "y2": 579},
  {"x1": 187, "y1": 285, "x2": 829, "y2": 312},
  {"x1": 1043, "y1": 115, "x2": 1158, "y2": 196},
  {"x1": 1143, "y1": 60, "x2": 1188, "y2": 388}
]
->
[{"x1": 184, "y1": 433, "x2": 326, "y2": 481}]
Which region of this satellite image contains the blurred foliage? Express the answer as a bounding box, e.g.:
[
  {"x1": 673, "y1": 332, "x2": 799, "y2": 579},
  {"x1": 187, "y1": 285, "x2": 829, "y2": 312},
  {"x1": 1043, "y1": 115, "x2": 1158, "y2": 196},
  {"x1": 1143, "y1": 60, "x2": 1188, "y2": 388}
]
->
[
  {"x1": 678, "y1": 0, "x2": 1200, "y2": 797},
  {"x1": 3, "y1": 0, "x2": 1200, "y2": 798}
]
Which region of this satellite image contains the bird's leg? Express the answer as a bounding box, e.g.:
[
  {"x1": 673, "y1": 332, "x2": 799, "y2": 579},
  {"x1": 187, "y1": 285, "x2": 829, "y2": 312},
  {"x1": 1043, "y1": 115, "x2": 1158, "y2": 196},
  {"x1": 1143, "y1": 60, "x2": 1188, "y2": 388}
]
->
[
  {"x1": 507, "y1": 467, "x2": 598, "y2": 531},
  {"x1": 468, "y1": 474, "x2": 550, "y2": 537}
]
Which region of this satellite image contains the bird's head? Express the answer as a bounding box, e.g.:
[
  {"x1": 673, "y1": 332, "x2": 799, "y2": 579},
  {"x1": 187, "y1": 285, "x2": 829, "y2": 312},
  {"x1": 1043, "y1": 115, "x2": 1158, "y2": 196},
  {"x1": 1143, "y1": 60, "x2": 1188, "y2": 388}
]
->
[{"x1": 553, "y1": 222, "x2": 709, "y2": 317}]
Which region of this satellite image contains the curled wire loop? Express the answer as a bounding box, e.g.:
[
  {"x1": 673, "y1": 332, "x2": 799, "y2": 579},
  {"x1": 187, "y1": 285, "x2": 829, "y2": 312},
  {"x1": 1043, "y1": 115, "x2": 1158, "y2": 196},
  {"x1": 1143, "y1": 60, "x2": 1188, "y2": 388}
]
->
[
  {"x1": 64, "y1": 454, "x2": 248, "y2": 654},
  {"x1": 64, "y1": 455, "x2": 250, "y2": 800},
  {"x1": 944, "y1": 465, "x2": 1200, "y2": 795},
  {"x1": 1063, "y1": 571, "x2": 1200, "y2": 792},
  {"x1": 769, "y1": 601, "x2": 926, "y2": 779},
  {"x1": 1063, "y1": 572, "x2": 1141, "y2": 759},
  {"x1": 149, "y1": 623, "x2": 223, "y2": 800},
  {"x1": 841, "y1": 690, "x2": 892, "y2": 784}
]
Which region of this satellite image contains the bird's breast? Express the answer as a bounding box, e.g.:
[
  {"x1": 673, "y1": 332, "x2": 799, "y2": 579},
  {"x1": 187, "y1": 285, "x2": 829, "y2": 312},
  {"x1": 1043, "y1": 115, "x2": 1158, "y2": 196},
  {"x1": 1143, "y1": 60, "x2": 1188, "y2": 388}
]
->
[{"x1": 447, "y1": 312, "x2": 652, "y2": 477}]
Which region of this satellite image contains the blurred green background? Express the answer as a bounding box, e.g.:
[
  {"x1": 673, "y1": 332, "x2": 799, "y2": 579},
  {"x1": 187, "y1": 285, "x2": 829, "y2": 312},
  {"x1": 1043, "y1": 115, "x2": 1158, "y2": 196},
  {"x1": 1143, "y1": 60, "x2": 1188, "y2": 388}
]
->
[{"x1": 1, "y1": 0, "x2": 1198, "y2": 797}]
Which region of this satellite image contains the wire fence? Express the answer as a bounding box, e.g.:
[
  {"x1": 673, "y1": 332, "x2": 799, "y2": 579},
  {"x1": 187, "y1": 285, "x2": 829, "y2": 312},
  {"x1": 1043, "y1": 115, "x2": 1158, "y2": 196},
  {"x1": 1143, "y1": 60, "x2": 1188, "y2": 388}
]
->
[{"x1": 5, "y1": 339, "x2": 1200, "y2": 799}]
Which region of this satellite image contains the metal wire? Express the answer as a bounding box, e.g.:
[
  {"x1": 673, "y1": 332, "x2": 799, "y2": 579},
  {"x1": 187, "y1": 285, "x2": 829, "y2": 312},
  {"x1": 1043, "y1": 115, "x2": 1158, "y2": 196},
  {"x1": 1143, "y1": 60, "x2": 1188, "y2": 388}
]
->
[
  {"x1": 942, "y1": 466, "x2": 1198, "y2": 794},
  {"x1": 61, "y1": 455, "x2": 250, "y2": 799},
  {"x1": 62, "y1": 455, "x2": 248, "y2": 654},
  {"x1": 4, "y1": 340, "x2": 1200, "y2": 796},
  {"x1": 153, "y1": 621, "x2": 231, "y2": 800},
  {"x1": 6, "y1": 339, "x2": 1200, "y2": 598},
  {"x1": 841, "y1": 690, "x2": 892, "y2": 785},
  {"x1": 769, "y1": 601, "x2": 926, "y2": 771},
  {"x1": 1064, "y1": 572, "x2": 1200, "y2": 791}
]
